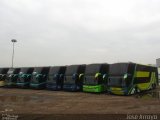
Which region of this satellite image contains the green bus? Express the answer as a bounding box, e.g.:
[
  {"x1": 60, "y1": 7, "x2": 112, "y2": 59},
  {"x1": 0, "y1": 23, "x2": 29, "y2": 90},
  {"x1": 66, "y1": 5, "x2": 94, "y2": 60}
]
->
[
  {"x1": 83, "y1": 64, "x2": 109, "y2": 93},
  {"x1": 16, "y1": 67, "x2": 34, "y2": 88},
  {"x1": 5, "y1": 68, "x2": 21, "y2": 87},
  {"x1": 107, "y1": 63, "x2": 158, "y2": 95},
  {"x1": 30, "y1": 67, "x2": 50, "y2": 89},
  {"x1": 0, "y1": 68, "x2": 9, "y2": 87}
]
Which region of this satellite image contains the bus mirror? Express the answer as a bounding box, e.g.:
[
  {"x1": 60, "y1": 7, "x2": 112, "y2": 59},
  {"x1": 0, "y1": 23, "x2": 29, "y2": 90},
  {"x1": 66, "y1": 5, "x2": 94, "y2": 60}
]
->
[
  {"x1": 124, "y1": 74, "x2": 127, "y2": 79},
  {"x1": 79, "y1": 74, "x2": 84, "y2": 80},
  {"x1": 95, "y1": 73, "x2": 101, "y2": 79},
  {"x1": 103, "y1": 74, "x2": 107, "y2": 80}
]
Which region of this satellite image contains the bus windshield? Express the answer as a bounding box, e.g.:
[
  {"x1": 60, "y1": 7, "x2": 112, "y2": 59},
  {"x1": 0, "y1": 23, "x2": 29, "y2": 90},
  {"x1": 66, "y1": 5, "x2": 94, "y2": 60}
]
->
[
  {"x1": 108, "y1": 76, "x2": 125, "y2": 87},
  {"x1": 21, "y1": 68, "x2": 28, "y2": 73},
  {"x1": 31, "y1": 75, "x2": 40, "y2": 83},
  {"x1": 85, "y1": 65, "x2": 101, "y2": 75},
  {"x1": 31, "y1": 73, "x2": 44, "y2": 83},
  {"x1": 65, "y1": 66, "x2": 78, "y2": 76},
  {"x1": 7, "y1": 69, "x2": 14, "y2": 75},
  {"x1": 49, "y1": 67, "x2": 60, "y2": 75},
  {"x1": 84, "y1": 76, "x2": 98, "y2": 85},
  {"x1": 64, "y1": 76, "x2": 75, "y2": 84},
  {"x1": 109, "y1": 63, "x2": 128, "y2": 76},
  {"x1": 47, "y1": 74, "x2": 57, "y2": 83},
  {"x1": 33, "y1": 68, "x2": 42, "y2": 74}
]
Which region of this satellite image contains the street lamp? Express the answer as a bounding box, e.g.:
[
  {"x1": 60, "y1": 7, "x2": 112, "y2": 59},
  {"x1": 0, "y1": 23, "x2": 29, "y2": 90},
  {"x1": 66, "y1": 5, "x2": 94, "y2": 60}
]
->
[{"x1": 11, "y1": 39, "x2": 17, "y2": 68}]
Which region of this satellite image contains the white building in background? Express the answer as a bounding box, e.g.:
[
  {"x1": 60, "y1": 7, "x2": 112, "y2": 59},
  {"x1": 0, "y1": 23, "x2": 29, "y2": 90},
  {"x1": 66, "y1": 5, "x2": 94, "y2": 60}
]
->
[
  {"x1": 156, "y1": 58, "x2": 160, "y2": 82},
  {"x1": 156, "y1": 58, "x2": 160, "y2": 72},
  {"x1": 156, "y1": 58, "x2": 160, "y2": 67}
]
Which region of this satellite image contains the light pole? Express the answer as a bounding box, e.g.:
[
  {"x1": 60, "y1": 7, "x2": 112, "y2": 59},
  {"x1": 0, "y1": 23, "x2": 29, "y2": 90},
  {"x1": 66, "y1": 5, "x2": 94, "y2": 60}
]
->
[{"x1": 11, "y1": 39, "x2": 17, "y2": 68}]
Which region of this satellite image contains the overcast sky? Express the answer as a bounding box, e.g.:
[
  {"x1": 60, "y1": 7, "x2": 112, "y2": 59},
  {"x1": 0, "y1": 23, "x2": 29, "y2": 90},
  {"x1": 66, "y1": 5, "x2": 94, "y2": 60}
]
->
[{"x1": 0, "y1": 0, "x2": 160, "y2": 67}]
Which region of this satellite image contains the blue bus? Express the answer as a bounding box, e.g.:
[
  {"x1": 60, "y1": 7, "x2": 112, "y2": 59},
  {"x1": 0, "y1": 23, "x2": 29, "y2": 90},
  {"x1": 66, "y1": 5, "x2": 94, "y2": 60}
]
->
[
  {"x1": 46, "y1": 66, "x2": 66, "y2": 90},
  {"x1": 63, "y1": 65, "x2": 86, "y2": 92},
  {"x1": 30, "y1": 67, "x2": 50, "y2": 89}
]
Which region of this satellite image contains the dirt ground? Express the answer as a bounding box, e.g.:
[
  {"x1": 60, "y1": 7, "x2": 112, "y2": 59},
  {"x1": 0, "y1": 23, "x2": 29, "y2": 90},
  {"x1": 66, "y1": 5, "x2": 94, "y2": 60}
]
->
[{"x1": 0, "y1": 87, "x2": 160, "y2": 120}]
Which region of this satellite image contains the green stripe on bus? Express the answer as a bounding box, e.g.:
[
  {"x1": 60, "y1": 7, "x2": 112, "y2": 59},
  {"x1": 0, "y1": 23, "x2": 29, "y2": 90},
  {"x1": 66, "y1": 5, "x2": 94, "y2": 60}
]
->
[{"x1": 135, "y1": 71, "x2": 150, "y2": 77}]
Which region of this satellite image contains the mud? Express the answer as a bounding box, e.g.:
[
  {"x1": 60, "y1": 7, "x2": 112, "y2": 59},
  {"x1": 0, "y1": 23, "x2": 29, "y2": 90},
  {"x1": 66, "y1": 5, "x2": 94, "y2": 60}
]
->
[
  {"x1": 0, "y1": 88, "x2": 160, "y2": 120},
  {"x1": 135, "y1": 89, "x2": 160, "y2": 100}
]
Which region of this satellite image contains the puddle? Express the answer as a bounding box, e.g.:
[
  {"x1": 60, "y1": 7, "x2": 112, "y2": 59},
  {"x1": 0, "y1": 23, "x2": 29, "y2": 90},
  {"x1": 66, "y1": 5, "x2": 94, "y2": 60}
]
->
[
  {"x1": 135, "y1": 89, "x2": 160, "y2": 100},
  {"x1": 0, "y1": 95, "x2": 45, "y2": 103}
]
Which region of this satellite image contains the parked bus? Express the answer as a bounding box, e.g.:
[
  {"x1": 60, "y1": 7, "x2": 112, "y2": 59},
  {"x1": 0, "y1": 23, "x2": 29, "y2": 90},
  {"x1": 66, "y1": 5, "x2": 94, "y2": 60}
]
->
[
  {"x1": 63, "y1": 65, "x2": 86, "y2": 91},
  {"x1": 107, "y1": 63, "x2": 158, "y2": 95},
  {"x1": 30, "y1": 67, "x2": 50, "y2": 89},
  {"x1": 158, "y1": 68, "x2": 160, "y2": 85},
  {"x1": 46, "y1": 66, "x2": 66, "y2": 90},
  {"x1": 5, "y1": 68, "x2": 21, "y2": 87},
  {"x1": 0, "y1": 68, "x2": 9, "y2": 87},
  {"x1": 16, "y1": 67, "x2": 34, "y2": 88},
  {"x1": 83, "y1": 63, "x2": 109, "y2": 93}
]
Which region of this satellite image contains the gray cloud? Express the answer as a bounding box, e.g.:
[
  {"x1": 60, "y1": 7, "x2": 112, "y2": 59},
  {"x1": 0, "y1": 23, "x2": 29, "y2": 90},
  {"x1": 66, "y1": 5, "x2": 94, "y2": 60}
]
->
[{"x1": 0, "y1": 0, "x2": 160, "y2": 67}]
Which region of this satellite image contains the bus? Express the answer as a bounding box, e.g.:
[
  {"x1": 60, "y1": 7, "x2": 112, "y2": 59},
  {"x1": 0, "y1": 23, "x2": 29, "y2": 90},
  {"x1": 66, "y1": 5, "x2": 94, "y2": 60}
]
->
[
  {"x1": 63, "y1": 64, "x2": 86, "y2": 91},
  {"x1": 5, "y1": 68, "x2": 21, "y2": 87},
  {"x1": 107, "y1": 63, "x2": 158, "y2": 95},
  {"x1": 30, "y1": 67, "x2": 50, "y2": 89},
  {"x1": 0, "y1": 68, "x2": 9, "y2": 87},
  {"x1": 46, "y1": 66, "x2": 66, "y2": 90},
  {"x1": 83, "y1": 64, "x2": 109, "y2": 93},
  {"x1": 16, "y1": 67, "x2": 34, "y2": 88},
  {"x1": 158, "y1": 67, "x2": 160, "y2": 85}
]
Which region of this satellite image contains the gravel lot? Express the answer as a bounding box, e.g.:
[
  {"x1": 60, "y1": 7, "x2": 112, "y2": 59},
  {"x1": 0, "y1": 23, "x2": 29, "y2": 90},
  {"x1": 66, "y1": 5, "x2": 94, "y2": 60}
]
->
[{"x1": 0, "y1": 87, "x2": 160, "y2": 120}]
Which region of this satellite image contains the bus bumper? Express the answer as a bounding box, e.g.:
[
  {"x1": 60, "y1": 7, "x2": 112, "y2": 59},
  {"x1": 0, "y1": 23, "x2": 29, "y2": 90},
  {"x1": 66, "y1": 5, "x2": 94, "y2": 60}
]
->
[
  {"x1": 83, "y1": 85, "x2": 106, "y2": 93},
  {"x1": 63, "y1": 85, "x2": 81, "y2": 92},
  {"x1": 0, "y1": 81, "x2": 5, "y2": 87},
  {"x1": 5, "y1": 82, "x2": 17, "y2": 87},
  {"x1": 30, "y1": 83, "x2": 46, "y2": 89},
  {"x1": 16, "y1": 82, "x2": 30, "y2": 88},
  {"x1": 108, "y1": 87, "x2": 127, "y2": 95},
  {"x1": 46, "y1": 83, "x2": 62, "y2": 91}
]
